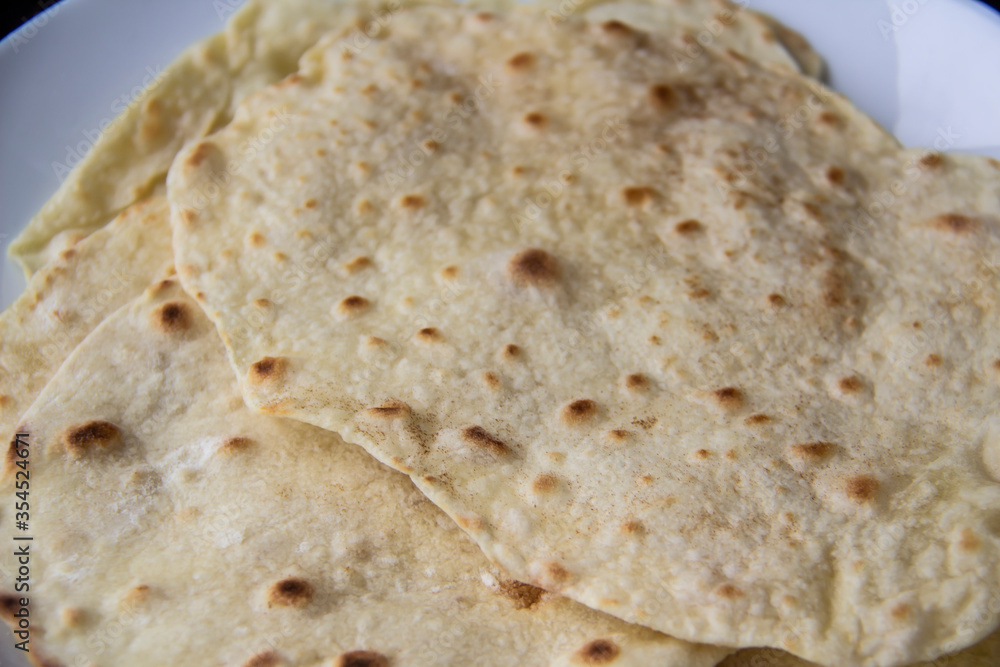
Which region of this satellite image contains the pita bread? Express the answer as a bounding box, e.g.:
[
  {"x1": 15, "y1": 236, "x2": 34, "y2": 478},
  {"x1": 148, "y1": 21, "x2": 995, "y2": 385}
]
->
[
  {"x1": 169, "y1": 6, "x2": 1000, "y2": 665},
  {"x1": 7, "y1": 0, "x2": 817, "y2": 276},
  {"x1": 0, "y1": 283, "x2": 729, "y2": 667}
]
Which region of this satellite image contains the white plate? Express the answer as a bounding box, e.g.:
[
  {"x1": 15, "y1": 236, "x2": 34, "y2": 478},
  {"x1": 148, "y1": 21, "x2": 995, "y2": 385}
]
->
[{"x1": 1, "y1": 0, "x2": 999, "y2": 663}]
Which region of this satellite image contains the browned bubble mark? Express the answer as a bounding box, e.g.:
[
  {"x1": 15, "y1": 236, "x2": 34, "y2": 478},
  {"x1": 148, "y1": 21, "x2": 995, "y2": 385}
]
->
[
  {"x1": 248, "y1": 357, "x2": 287, "y2": 385},
  {"x1": 649, "y1": 84, "x2": 678, "y2": 111},
  {"x1": 365, "y1": 401, "x2": 411, "y2": 420},
  {"x1": 715, "y1": 583, "x2": 745, "y2": 599},
  {"x1": 818, "y1": 111, "x2": 842, "y2": 128},
  {"x1": 266, "y1": 577, "x2": 313, "y2": 608},
  {"x1": 958, "y1": 528, "x2": 981, "y2": 553},
  {"x1": 506, "y1": 52, "x2": 536, "y2": 71},
  {"x1": 845, "y1": 475, "x2": 880, "y2": 503},
  {"x1": 621, "y1": 186, "x2": 657, "y2": 208},
  {"x1": 399, "y1": 194, "x2": 426, "y2": 209},
  {"x1": 601, "y1": 19, "x2": 634, "y2": 36},
  {"x1": 496, "y1": 580, "x2": 545, "y2": 610},
  {"x1": 531, "y1": 473, "x2": 559, "y2": 494},
  {"x1": 919, "y1": 152, "x2": 945, "y2": 169},
  {"x1": 481, "y1": 371, "x2": 501, "y2": 390},
  {"x1": 621, "y1": 520, "x2": 645, "y2": 535},
  {"x1": 416, "y1": 327, "x2": 443, "y2": 343},
  {"x1": 501, "y1": 343, "x2": 521, "y2": 360},
  {"x1": 243, "y1": 651, "x2": 281, "y2": 667},
  {"x1": 337, "y1": 295, "x2": 371, "y2": 318},
  {"x1": 333, "y1": 650, "x2": 389, "y2": 667},
  {"x1": 712, "y1": 387, "x2": 744, "y2": 410},
  {"x1": 62, "y1": 420, "x2": 122, "y2": 458},
  {"x1": 788, "y1": 441, "x2": 837, "y2": 463},
  {"x1": 184, "y1": 141, "x2": 218, "y2": 168},
  {"x1": 523, "y1": 112, "x2": 548, "y2": 129},
  {"x1": 440, "y1": 265, "x2": 459, "y2": 280},
  {"x1": 152, "y1": 301, "x2": 192, "y2": 334},
  {"x1": 837, "y1": 376, "x2": 863, "y2": 393},
  {"x1": 624, "y1": 373, "x2": 650, "y2": 392},
  {"x1": 560, "y1": 399, "x2": 598, "y2": 425},
  {"x1": 178, "y1": 208, "x2": 197, "y2": 226},
  {"x1": 507, "y1": 249, "x2": 560, "y2": 288},
  {"x1": 825, "y1": 166, "x2": 846, "y2": 186},
  {"x1": 344, "y1": 256, "x2": 372, "y2": 273},
  {"x1": 744, "y1": 413, "x2": 772, "y2": 426},
  {"x1": 0, "y1": 593, "x2": 21, "y2": 622},
  {"x1": 574, "y1": 638, "x2": 621, "y2": 664},
  {"x1": 247, "y1": 232, "x2": 266, "y2": 247},
  {"x1": 461, "y1": 426, "x2": 510, "y2": 457},
  {"x1": 675, "y1": 219, "x2": 703, "y2": 235},
  {"x1": 607, "y1": 429, "x2": 631, "y2": 442},
  {"x1": 925, "y1": 353, "x2": 943, "y2": 368},
  {"x1": 692, "y1": 449, "x2": 711, "y2": 461},
  {"x1": 932, "y1": 213, "x2": 978, "y2": 235},
  {"x1": 219, "y1": 437, "x2": 254, "y2": 455}
]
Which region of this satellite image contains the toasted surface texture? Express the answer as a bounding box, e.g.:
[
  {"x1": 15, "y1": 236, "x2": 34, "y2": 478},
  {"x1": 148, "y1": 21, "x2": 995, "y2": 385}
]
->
[
  {"x1": 720, "y1": 630, "x2": 1000, "y2": 667},
  {"x1": 0, "y1": 283, "x2": 729, "y2": 666},
  {"x1": 0, "y1": 196, "x2": 173, "y2": 462},
  {"x1": 170, "y1": 7, "x2": 1000, "y2": 666},
  {"x1": 7, "y1": 0, "x2": 816, "y2": 276}
]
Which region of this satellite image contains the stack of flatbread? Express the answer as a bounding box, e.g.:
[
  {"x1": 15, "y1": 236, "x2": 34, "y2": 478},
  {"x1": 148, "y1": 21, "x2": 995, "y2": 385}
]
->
[{"x1": 1, "y1": 1, "x2": 998, "y2": 665}]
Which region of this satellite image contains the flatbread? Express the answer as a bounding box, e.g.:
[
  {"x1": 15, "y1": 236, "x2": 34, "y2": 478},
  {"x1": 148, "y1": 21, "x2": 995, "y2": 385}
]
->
[
  {"x1": 169, "y1": 6, "x2": 1000, "y2": 666},
  {"x1": 6, "y1": 0, "x2": 819, "y2": 276},
  {"x1": 721, "y1": 630, "x2": 1000, "y2": 667},
  {"x1": 0, "y1": 283, "x2": 730, "y2": 667},
  {"x1": 0, "y1": 196, "x2": 173, "y2": 467}
]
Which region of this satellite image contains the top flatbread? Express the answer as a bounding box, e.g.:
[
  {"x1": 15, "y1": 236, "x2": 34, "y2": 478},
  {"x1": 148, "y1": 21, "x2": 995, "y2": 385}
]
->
[
  {"x1": 6, "y1": 0, "x2": 818, "y2": 277},
  {"x1": 169, "y1": 6, "x2": 1000, "y2": 666}
]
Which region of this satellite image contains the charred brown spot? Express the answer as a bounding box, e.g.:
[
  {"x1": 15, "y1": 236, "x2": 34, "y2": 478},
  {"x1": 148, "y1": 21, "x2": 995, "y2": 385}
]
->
[
  {"x1": 890, "y1": 603, "x2": 912, "y2": 621},
  {"x1": 247, "y1": 232, "x2": 266, "y2": 246},
  {"x1": 184, "y1": 142, "x2": 218, "y2": 168},
  {"x1": 481, "y1": 371, "x2": 501, "y2": 390},
  {"x1": 344, "y1": 256, "x2": 372, "y2": 273},
  {"x1": 825, "y1": 166, "x2": 846, "y2": 185},
  {"x1": 712, "y1": 387, "x2": 744, "y2": 410},
  {"x1": 152, "y1": 301, "x2": 192, "y2": 334},
  {"x1": 693, "y1": 449, "x2": 711, "y2": 460},
  {"x1": 624, "y1": 373, "x2": 650, "y2": 391},
  {"x1": 365, "y1": 337, "x2": 388, "y2": 348},
  {"x1": 607, "y1": 429, "x2": 631, "y2": 442},
  {"x1": 688, "y1": 288, "x2": 711, "y2": 300},
  {"x1": 303, "y1": 198, "x2": 317, "y2": 209},
  {"x1": 416, "y1": 327, "x2": 443, "y2": 342},
  {"x1": 333, "y1": 650, "x2": 389, "y2": 667},
  {"x1": 675, "y1": 219, "x2": 703, "y2": 235},
  {"x1": 601, "y1": 19, "x2": 633, "y2": 36},
  {"x1": 266, "y1": 578, "x2": 313, "y2": 608},
  {"x1": 767, "y1": 293, "x2": 787, "y2": 308},
  {"x1": 920, "y1": 153, "x2": 945, "y2": 169},
  {"x1": 925, "y1": 353, "x2": 943, "y2": 367},
  {"x1": 337, "y1": 295, "x2": 371, "y2": 317},
  {"x1": 506, "y1": 52, "x2": 536, "y2": 71},
  {"x1": 253, "y1": 298, "x2": 272, "y2": 309},
  {"x1": 220, "y1": 437, "x2": 254, "y2": 454},
  {"x1": 61, "y1": 607, "x2": 85, "y2": 628},
  {"x1": 496, "y1": 580, "x2": 545, "y2": 609},
  {"x1": 649, "y1": 84, "x2": 677, "y2": 110},
  {"x1": 456, "y1": 514, "x2": 485, "y2": 531},
  {"x1": 501, "y1": 343, "x2": 521, "y2": 359},
  {"x1": 422, "y1": 139, "x2": 438, "y2": 152},
  {"x1": 621, "y1": 520, "x2": 645, "y2": 535},
  {"x1": 523, "y1": 112, "x2": 548, "y2": 128},
  {"x1": 62, "y1": 421, "x2": 122, "y2": 457},
  {"x1": 507, "y1": 248, "x2": 560, "y2": 288},
  {"x1": 959, "y1": 528, "x2": 981, "y2": 552},
  {"x1": 845, "y1": 475, "x2": 880, "y2": 502},
  {"x1": 621, "y1": 186, "x2": 656, "y2": 208},
  {"x1": 837, "y1": 376, "x2": 863, "y2": 393},
  {"x1": 993, "y1": 359, "x2": 1000, "y2": 372},
  {"x1": 932, "y1": 213, "x2": 978, "y2": 235},
  {"x1": 789, "y1": 441, "x2": 837, "y2": 462},
  {"x1": 243, "y1": 651, "x2": 281, "y2": 667},
  {"x1": 543, "y1": 562, "x2": 571, "y2": 586},
  {"x1": 560, "y1": 399, "x2": 598, "y2": 425},
  {"x1": 531, "y1": 473, "x2": 559, "y2": 493},
  {"x1": 461, "y1": 425, "x2": 510, "y2": 457},
  {"x1": 440, "y1": 265, "x2": 459, "y2": 280},
  {"x1": 365, "y1": 401, "x2": 411, "y2": 419},
  {"x1": 574, "y1": 638, "x2": 621, "y2": 664},
  {"x1": 249, "y1": 357, "x2": 287, "y2": 385},
  {"x1": 0, "y1": 593, "x2": 21, "y2": 622},
  {"x1": 715, "y1": 583, "x2": 745, "y2": 599},
  {"x1": 744, "y1": 413, "x2": 772, "y2": 426},
  {"x1": 399, "y1": 194, "x2": 427, "y2": 209},
  {"x1": 818, "y1": 111, "x2": 842, "y2": 127}
]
